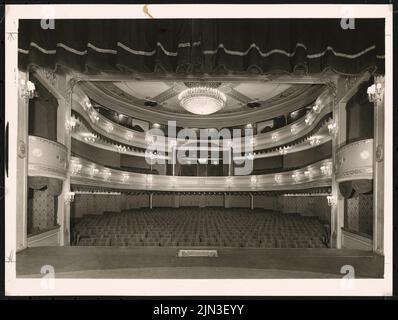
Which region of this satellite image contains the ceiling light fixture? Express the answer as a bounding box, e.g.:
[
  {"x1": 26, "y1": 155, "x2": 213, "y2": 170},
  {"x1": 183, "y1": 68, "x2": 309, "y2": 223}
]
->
[{"x1": 178, "y1": 84, "x2": 227, "y2": 115}]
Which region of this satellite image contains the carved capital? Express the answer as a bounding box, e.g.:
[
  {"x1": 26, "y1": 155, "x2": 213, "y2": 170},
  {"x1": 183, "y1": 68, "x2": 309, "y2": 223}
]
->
[
  {"x1": 17, "y1": 140, "x2": 27, "y2": 159},
  {"x1": 375, "y1": 144, "x2": 383, "y2": 162}
]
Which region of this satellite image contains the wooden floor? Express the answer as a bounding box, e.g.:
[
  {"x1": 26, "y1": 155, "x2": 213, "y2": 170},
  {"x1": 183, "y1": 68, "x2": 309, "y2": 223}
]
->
[{"x1": 16, "y1": 246, "x2": 384, "y2": 279}]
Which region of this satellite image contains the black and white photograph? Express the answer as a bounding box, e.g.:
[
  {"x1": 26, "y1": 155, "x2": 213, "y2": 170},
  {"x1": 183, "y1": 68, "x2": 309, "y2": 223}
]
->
[{"x1": 3, "y1": 4, "x2": 393, "y2": 296}]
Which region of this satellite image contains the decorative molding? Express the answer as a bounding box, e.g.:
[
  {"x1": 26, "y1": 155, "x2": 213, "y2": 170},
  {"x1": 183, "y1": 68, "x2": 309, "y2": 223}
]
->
[
  {"x1": 335, "y1": 139, "x2": 373, "y2": 182},
  {"x1": 79, "y1": 81, "x2": 326, "y2": 128},
  {"x1": 72, "y1": 93, "x2": 332, "y2": 153},
  {"x1": 375, "y1": 144, "x2": 383, "y2": 162},
  {"x1": 70, "y1": 156, "x2": 332, "y2": 192},
  {"x1": 17, "y1": 140, "x2": 27, "y2": 159},
  {"x1": 28, "y1": 136, "x2": 68, "y2": 180}
]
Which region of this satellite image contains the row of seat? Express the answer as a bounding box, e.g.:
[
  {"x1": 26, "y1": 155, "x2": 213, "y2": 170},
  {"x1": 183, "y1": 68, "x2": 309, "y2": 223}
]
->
[{"x1": 72, "y1": 208, "x2": 328, "y2": 248}]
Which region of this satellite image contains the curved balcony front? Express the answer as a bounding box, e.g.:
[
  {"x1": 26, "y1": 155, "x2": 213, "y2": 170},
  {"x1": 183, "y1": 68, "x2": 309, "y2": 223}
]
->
[
  {"x1": 72, "y1": 91, "x2": 332, "y2": 153},
  {"x1": 70, "y1": 156, "x2": 332, "y2": 192},
  {"x1": 335, "y1": 139, "x2": 373, "y2": 183},
  {"x1": 28, "y1": 135, "x2": 68, "y2": 180}
]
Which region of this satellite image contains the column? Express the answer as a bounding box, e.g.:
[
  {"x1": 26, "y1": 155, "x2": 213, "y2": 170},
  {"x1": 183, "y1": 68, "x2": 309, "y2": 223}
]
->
[
  {"x1": 60, "y1": 77, "x2": 75, "y2": 246},
  {"x1": 16, "y1": 71, "x2": 29, "y2": 251},
  {"x1": 330, "y1": 79, "x2": 347, "y2": 249},
  {"x1": 172, "y1": 146, "x2": 176, "y2": 176},
  {"x1": 371, "y1": 76, "x2": 385, "y2": 254},
  {"x1": 330, "y1": 73, "x2": 372, "y2": 249},
  {"x1": 228, "y1": 146, "x2": 233, "y2": 176},
  {"x1": 250, "y1": 193, "x2": 254, "y2": 210}
]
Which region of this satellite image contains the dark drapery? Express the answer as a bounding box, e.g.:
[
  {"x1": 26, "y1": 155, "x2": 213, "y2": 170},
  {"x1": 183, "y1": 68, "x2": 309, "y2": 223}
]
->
[
  {"x1": 28, "y1": 177, "x2": 64, "y2": 196},
  {"x1": 18, "y1": 19, "x2": 385, "y2": 75}
]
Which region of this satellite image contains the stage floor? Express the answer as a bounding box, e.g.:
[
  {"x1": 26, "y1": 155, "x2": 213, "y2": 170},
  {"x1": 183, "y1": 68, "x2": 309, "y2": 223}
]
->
[{"x1": 16, "y1": 246, "x2": 384, "y2": 279}]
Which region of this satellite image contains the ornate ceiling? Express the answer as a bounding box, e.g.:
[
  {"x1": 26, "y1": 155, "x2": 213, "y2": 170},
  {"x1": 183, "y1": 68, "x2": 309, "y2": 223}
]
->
[{"x1": 79, "y1": 80, "x2": 325, "y2": 128}]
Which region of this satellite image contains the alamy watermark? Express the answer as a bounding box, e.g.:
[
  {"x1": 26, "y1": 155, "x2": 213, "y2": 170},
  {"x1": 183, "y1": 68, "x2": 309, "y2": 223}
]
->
[{"x1": 145, "y1": 121, "x2": 254, "y2": 176}]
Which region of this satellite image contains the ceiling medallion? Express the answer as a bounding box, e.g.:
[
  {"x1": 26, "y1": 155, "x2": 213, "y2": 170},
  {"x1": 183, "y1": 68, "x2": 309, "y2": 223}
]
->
[{"x1": 178, "y1": 83, "x2": 227, "y2": 115}]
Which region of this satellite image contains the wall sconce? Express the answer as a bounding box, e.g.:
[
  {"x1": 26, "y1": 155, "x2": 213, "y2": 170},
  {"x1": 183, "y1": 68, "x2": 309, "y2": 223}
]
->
[
  {"x1": 83, "y1": 100, "x2": 92, "y2": 111},
  {"x1": 126, "y1": 132, "x2": 134, "y2": 141},
  {"x1": 105, "y1": 123, "x2": 114, "y2": 133},
  {"x1": 367, "y1": 77, "x2": 384, "y2": 104},
  {"x1": 246, "y1": 152, "x2": 254, "y2": 160},
  {"x1": 102, "y1": 170, "x2": 112, "y2": 180},
  {"x1": 326, "y1": 195, "x2": 337, "y2": 207},
  {"x1": 327, "y1": 122, "x2": 337, "y2": 135},
  {"x1": 320, "y1": 164, "x2": 332, "y2": 177},
  {"x1": 64, "y1": 192, "x2": 75, "y2": 205},
  {"x1": 89, "y1": 110, "x2": 100, "y2": 122},
  {"x1": 271, "y1": 133, "x2": 278, "y2": 142},
  {"x1": 291, "y1": 172, "x2": 301, "y2": 182},
  {"x1": 250, "y1": 176, "x2": 257, "y2": 184},
  {"x1": 20, "y1": 80, "x2": 38, "y2": 100},
  {"x1": 65, "y1": 117, "x2": 77, "y2": 131},
  {"x1": 121, "y1": 173, "x2": 129, "y2": 182},
  {"x1": 89, "y1": 166, "x2": 99, "y2": 177},
  {"x1": 274, "y1": 174, "x2": 282, "y2": 184},
  {"x1": 290, "y1": 125, "x2": 298, "y2": 135},
  {"x1": 312, "y1": 103, "x2": 321, "y2": 113},
  {"x1": 304, "y1": 170, "x2": 313, "y2": 179},
  {"x1": 70, "y1": 162, "x2": 82, "y2": 175}
]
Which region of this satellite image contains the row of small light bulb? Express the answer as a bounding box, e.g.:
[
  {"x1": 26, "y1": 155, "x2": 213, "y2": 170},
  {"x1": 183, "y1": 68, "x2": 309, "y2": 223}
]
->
[{"x1": 84, "y1": 100, "x2": 100, "y2": 123}]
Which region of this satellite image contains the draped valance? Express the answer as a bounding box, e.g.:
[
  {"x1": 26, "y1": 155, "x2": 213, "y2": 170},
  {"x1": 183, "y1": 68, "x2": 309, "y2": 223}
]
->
[
  {"x1": 18, "y1": 19, "x2": 385, "y2": 75},
  {"x1": 28, "y1": 177, "x2": 64, "y2": 196}
]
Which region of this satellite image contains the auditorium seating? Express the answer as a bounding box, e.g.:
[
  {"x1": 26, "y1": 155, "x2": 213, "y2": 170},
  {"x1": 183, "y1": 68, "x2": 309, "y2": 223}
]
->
[{"x1": 72, "y1": 208, "x2": 328, "y2": 248}]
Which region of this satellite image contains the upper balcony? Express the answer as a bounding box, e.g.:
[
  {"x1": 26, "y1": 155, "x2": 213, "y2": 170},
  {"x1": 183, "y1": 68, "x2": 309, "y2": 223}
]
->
[{"x1": 28, "y1": 135, "x2": 68, "y2": 180}]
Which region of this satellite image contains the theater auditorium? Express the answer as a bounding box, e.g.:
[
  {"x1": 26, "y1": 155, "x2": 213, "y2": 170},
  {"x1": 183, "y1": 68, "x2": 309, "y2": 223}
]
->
[{"x1": 14, "y1": 19, "x2": 385, "y2": 278}]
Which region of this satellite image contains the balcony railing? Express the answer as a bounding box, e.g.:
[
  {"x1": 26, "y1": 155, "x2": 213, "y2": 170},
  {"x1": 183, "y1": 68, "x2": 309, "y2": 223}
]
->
[
  {"x1": 28, "y1": 135, "x2": 68, "y2": 180},
  {"x1": 70, "y1": 156, "x2": 332, "y2": 192}
]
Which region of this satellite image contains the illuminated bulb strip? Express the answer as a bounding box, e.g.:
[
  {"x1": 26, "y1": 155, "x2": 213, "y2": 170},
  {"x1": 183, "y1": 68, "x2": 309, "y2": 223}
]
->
[
  {"x1": 327, "y1": 195, "x2": 337, "y2": 206},
  {"x1": 83, "y1": 133, "x2": 97, "y2": 143},
  {"x1": 279, "y1": 146, "x2": 291, "y2": 155},
  {"x1": 74, "y1": 191, "x2": 121, "y2": 195},
  {"x1": 309, "y1": 136, "x2": 321, "y2": 146}
]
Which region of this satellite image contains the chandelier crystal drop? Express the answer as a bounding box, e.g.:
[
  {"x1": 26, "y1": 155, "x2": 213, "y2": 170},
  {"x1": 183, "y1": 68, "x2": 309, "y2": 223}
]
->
[{"x1": 178, "y1": 85, "x2": 227, "y2": 115}]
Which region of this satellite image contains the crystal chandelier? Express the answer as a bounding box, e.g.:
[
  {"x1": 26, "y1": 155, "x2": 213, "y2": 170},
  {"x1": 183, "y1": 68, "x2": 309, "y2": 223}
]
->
[{"x1": 178, "y1": 84, "x2": 227, "y2": 115}]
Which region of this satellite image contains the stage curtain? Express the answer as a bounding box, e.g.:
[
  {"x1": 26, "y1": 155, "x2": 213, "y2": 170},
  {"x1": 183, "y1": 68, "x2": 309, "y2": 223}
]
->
[{"x1": 18, "y1": 19, "x2": 384, "y2": 75}]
